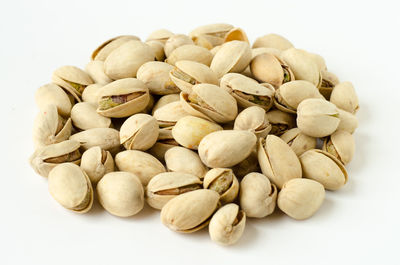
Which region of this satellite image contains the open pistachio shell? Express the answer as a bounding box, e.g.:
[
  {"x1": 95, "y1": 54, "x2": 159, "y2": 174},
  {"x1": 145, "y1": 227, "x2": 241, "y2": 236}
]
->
[
  {"x1": 166, "y1": 44, "x2": 213, "y2": 66},
  {"x1": 165, "y1": 147, "x2": 208, "y2": 178},
  {"x1": 148, "y1": 127, "x2": 180, "y2": 162},
  {"x1": 233, "y1": 106, "x2": 271, "y2": 138},
  {"x1": 203, "y1": 168, "x2": 239, "y2": 204},
  {"x1": 71, "y1": 102, "x2": 112, "y2": 130},
  {"x1": 82, "y1": 84, "x2": 103, "y2": 107},
  {"x1": 265, "y1": 109, "x2": 296, "y2": 136},
  {"x1": 35, "y1": 83, "x2": 72, "y2": 116},
  {"x1": 308, "y1": 52, "x2": 327, "y2": 72},
  {"x1": 70, "y1": 128, "x2": 120, "y2": 154},
  {"x1": 189, "y1": 23, "x2": 233, "y2": 49},
  {"x1": 153, "y1": 101, "x2": 190, "y2": 127},
  {"x1": 151, "y1": 94, "x2": 180, "y2": 115},
  {"x1": 85, "y1": 61, "x2": 113, "y2": 85},
  {"x1": 145, "y1": 40, "x2": 166, "y2": 61},
  {"x1": 146, "y1": 29, "x2": 174, "y2": 43},
  {"x1": 137, "y1": 61, "x2": 180, "y2": 95},
  {"x1": 337, "y1": 108, "x2": 358, "y2": 134},
  {"x1": 224, "y1": 27, "x2": 249, "y2": 44},
  {"x1": 142, "y1": 93, "x2": 155, "y2": 114},
  {"x1": 323, "y1": 130, "x2": 355, "y2": 165},
  {"x1": 252, "y1": 33, "x2": 294, "y2": 50},
  {"x1": 80, "y1": 146, "x2": 114, "y2": 184},
  {"x1": 319, "y1": 70, "x2": 340, "y2": 99},
  {"x1": 210, "y1": 45, "x2": 222, "y2": 56},
  {"x1": 91, "y1": 35, "x2": 140, "y2": 61},
  {"x1": 330, "y1": 81, "x2": 359, "y2": 113},
  {"x1": 164, "y1": 34, "x2": 194, "y2": 57},
  {"x1": 280, "y1": 128, "x2": 317, "y2": 156}
]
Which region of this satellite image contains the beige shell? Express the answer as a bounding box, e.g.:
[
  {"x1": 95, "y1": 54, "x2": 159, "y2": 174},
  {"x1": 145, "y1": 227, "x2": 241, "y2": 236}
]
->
[
  {"x1": 278, "y1": 178, "x2": 325, "y2": 220},
  {"x1": 330, "y1": 81, "x2": 359, "y2": 113},
  {"x1": 337, "y1": 108, "x2": 358, "y2": 134},
  {"x1": 104, "y1": 40, "x2": 155, "y2": 79},
  {"x1": 146, "y1": 172, "x2": 202, "y2": 210},
  {"x1": 80, "y1": 146, "x2": 114, "y2": 184},
  {"x1": 203, "y1": 168, "x2": 239, "y2": 204},
  {"x1": 85, "y1": 61, "x2": 113, "y2": 85},
  {"x1": 30, "y1": 140, "x2": 81, "y2": 178},
  {"x1": 251, "y1": 47, "x2": 282, "y2": 59},
  {"x1": 280, "y1": 128, "x2": 317, "y2": 156},
  {"x1": 48, "y1": 163, "x2": 93, "y2": 213},
  {"x1": 148, "y1": 127, "x2": 180, "y2": 162},
  {"x1": 145, "y1": 40, "x2": 166, "y2": 61},
  {"x1": 209, "y1": 203, "x2": 246, "y2": 245},
  {"x1": 308, "y1": 52, "x2": 327, "y2": 72},
  {"x1": 257, "y1": 135, "x2": 302, "y2": 189},
  {"x1": 153, "y1": 101, "x2": 190, "y2": 127},
  {"x1": 265, "y1": 109, "x2": 296, "y2": 136},
  {"x1": 172, "y1": 115, "x2": 223, "y2": 150},
  {"x1": 319, "y1": 70, "x2": 340, "y2": 99},
  {"x1": 151, "y1": 94, "x2": 180, "y2": 114},
  {"x1": 119, "y1": 114, "x2": 159, "y2": 151},
  {"x1": 81, "y1": 84, "x2": 104, "y2": 106},
  {"x1": 164, "y1": 34, "x2": 194, "y2": 57},
  {"x1": 239, "y1": 172, "x2": 277, "y2": 218},
  {"x1": 233, "y1": 106, "x2": 271, "y2": 138},
  {"x1": 189, "y1": 23, "x2": 233, "y2": 49},
  {"x1": 92, "y1": 35, "x2": 140, "y2": 61},
  {"x1": 299, "y1": 149, "x2": 348, "y2": 190},
  {"x1": 198, "y1": 130, "x2": 257, "y2": 168},
  {"x1": 297, "y1": 98, "x2": 340, "y2": 137},
  {"x1": 210, "y1": 45, "x2": 222, "y2": 56},
  {"x1": 323, "y1": 130, "x2": 355, "y2": 165},
  {"x1": 252, "y1": 33, "x2": 294, "y2": 50},
  {"x1": 224, "y1": 27, "x2": 249, "y2": 44},
  {"x1": 71, "y1": 102, "x2": 111, "y2": 130},
  {"x1": 70, "y1": 128, "x2": 120, "y2": 154},
  {"x1": 146, "y1": 29, "x2": 174, "y2": 43},
  {"x1": 35, "y1": 83, "x2": 72, "y2": 116},
  {"x1": 165, "y1": 147, "x2": 208, "y2": 178},
  {"x1": 97, "y1": 171, "x2": 144, "y2": 217},
  {"x1": 166, "y1": 44, "x2": 213, "y2": 66},
  {"x1": 142, "y1": 93, "x2": 155, "y2": 114},
  {"x1": 161, "y1": 189, "x2": 220, "y2": 233}
]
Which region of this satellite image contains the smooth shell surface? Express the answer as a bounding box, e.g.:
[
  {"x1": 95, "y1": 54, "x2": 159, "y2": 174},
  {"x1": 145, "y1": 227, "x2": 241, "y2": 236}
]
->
[
  {"x1": 80, "y1": 146, "x2": 114, "y2": 184},
  {"x1": 252, "y1": 34, "x2": 294, "y2": 50},
  {"x1": 166, "y1": 44, "x2": 213, "y2": 66},
  {"x1": 234, "y1": 106, "x2": 271, "y2": 138},
  {"x1": 330, "y1": 82, "x2": 359, "y2": 113},
  {"x1": 323, "y1": 130, "x2": 355, "y2": 165},
  {"x1": 35, "y1": 83, "x2": 72, "y2": 116},
  {"x1": 165, "y1": 147, "x2": 208, "y2": 178},
  {"x1": 70, "y1": 128, "x2": 120, "y2": 153},
  {"x1": 71, "y1": 102, "x2": 111, "y2": 130}
]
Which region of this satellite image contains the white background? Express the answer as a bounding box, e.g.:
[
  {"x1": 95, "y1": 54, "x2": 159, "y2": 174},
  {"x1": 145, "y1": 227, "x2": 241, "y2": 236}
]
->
[{"x1": 1, "y1": 0, "x2": 399, "y2": 264}]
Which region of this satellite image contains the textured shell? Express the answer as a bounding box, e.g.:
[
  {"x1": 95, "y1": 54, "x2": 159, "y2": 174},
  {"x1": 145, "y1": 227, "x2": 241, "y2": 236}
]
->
[
  {"x1": 330, "y1": 82, "x2": 359, "y2": 113},
  {"x1": 165, "y1": 147, "x2": 208, "y2": 178},
  {"x1": 203, "y1": 168, "x2": 239, "y2": 204},
  {"x1": 164, "y1": 34, "x2": 194, "y2": 57},
  {"x1": 35, "y1": 83, "x2": 72, "y2": 116},
  {"x1": 257, "y1": 135, "x2": 302, "y2": 189},
  {"x1": 153, "y1": 101, "x2": 190, "y2": 127},
  {"x1": 280, "y1": 128, "x2": 317, "y2": 156},
  {"x1": 224, "y1": 27, "x2": 249, "y2": 44},
  {"x1": 97, "y1": 172, "x2": 144, "y2": 217},
  {"x1": 299, "y1": 149, "x2": 348, "y2": 190},
  {"x1": 137, "y1": 62, "x2": 179, "y2": 95},
  {"x1": 209, "y1": 203, "x2": 246, "y2": 245},
  {"x1": 151, "y1": 94, "x2": 180, "y2": 114},
  {"x1": 323, "y1": 130, "x2": 355, "y2": 165},
  {"x1": 161, "y1": 189, "x2": 220, "y2": 233},
  {"x1": 71, "y1": 102, "x2": 111, "y2": 130},
  {"x1": 145, "y1": 40, "x2": 166, "y2": 61},
  {"x1": 252, "y1": 33, "x2": 294, "y2": 50},
  {"x1": 337, "y1": 108, "x2": 358, "y2": 134},
  {"x1": 189, "y1": 23, "x2": 233, "y2": 38},
  {"x1": 233, "y1": 106, "x2": 271, "y2": 138},
  {"x1": 166, "y1": 45, "x2": 213, "y2": 66},
  {"x1": 239, "y1": 172, "x2": 277, "y2": 218},
  {"x1": 146, "y1": 29, "x2": 174, "y2": 43},
  {"x1": 92, "y1": 35, "x2": 140, "y2": 61},
  {"x1": 278, "y1": 178, "x2": 325, "y2": 220},
  {"x1": 146, "y1": 172, "x2": 202, "y2": 210},
  {"x1": 297, "y1": 98, "x2": 340, "y2": 137},
  {"x1": 48, "y1": 163, "x2": 93, "y2": 213},
  {"x1": 82, "y1": 84, "x2": 103, "y2": 106},
  {"x1": 80, "y1": 146, "x2": 114, "y2": 184},
  {"x1": 70, "y1": 128, "x2": 120, "y2": 153},
  {"x1": 119, "y1": 114, "x2": 159, "y2": 151},
  {"x1": 265, "y1": 109, "x2": 296, "y2": 135},
  {"x1": 104, "y1": 40, "x2": 155, "y2": 79},
  {"x1": 198, "y1": 130, "x2": 257, "y2": 168},
  {"x1": 85, "y1": 61, "x2": 113, "y2": 85}
]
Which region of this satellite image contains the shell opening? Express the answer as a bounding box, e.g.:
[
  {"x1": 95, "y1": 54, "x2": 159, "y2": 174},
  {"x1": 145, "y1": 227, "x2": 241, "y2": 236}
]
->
[
  {"x1": 208, "y1": 171, "x2": 233, "y2": 195},
  {"x1": 98, "y1": 92, "x2": 145, "y2": 110},
  {"x1": 233, "y1": 90, "x2": 271, "y2": 107},
  {"x1": 171, "y1": 68, "x2": 198, "y2": 85},
  {"x1": 65, "y1": 80, "x2": 87, "y2": 94},
  {"x1": 155, "y1": 183, "x2": 202, "y2": 196},
  {"x1": 44, "y1": 149, "x2": 81, "y2": 164}
]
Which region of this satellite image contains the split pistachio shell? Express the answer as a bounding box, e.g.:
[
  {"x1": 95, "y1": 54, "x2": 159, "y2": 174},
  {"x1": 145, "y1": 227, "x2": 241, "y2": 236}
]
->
[
  {"x1": 142, "y1": 93, "x2": 155, "y2": 114},
  {"x1": 189, "y1": 23, "x2": 234, "y2": 49},
  {"x1": 180, "y1": 84, "x2": 238, "y2": 123},
  {"x1": 146, "y1": 172, "x2": 202, "y2": 210},
  {"x1": 172, "y1": 115, "x2": 223, "y2": 150},
  {"x1": 151, "y1": 94, "x2": 180, "y2": 114},
  {"x1": 104, "y1": 40, "x2": 155, "y2": 79},
  {"x1": 299, "y1": 149, "x2": 348, "y2": 190},
  {"x1": 330, "y1": 82, "x2": 359, "y2": 113},
  {"x1": 92, "y1": 35, "x2": 140, "y2": 61},
  {"x1": 33, "y1": 104, "x2": 72, "y2": 148},
  {"x1": 209, "y1": 203, "x2": 246, "y2": 245},
  {"x1": 280, "y1": 128, "x2": 317, "y2": 156},
  {"x1": 80, "y1": 146, "x2": 114, "y2": 184},
  {"x1": 233, "y1": 106, "x2": 271, "y2": 138},
  {"x1": 265, "y1": 109, "x2": 296, "y2": 136},
  {"x1": 337, "y1": 108, "x2": 358, "y2": 134},
  {"x1": 164, "y1": 34, "x2": 194, "y2": 57},
  {"x1": 70, "y1": 128, "x2": 120, "y2": 153},
  {"x1": 97, "y1": 171, "x2": 144, "y2": 217},
  {"x1": 71, "y1": 102, "x2": 111, "y2": 130},
  {"x1": 319, "y1": 70, "x2": 340, "y2": 99},
  {"x1": 210, "y1": 45, "x2": 222, "y2": 56},
  {"x1": 165, "y1": 147, "x2": 208, "y2": 178},
  {"x1": 35, "y1": 83, "x2": 72, "y2": 116},
  {"x1": 232, "y1": 150, "x2": 260, "y2": 179},
  {"x1": 323, "y1": 130, "x2": 355, "y2": 165},
  {"x1": 257, "y1": 135, "x2": 302, "y2": 189},
  {"x1": 145, "y1": 40, "x2": 166, "y2": 61},
  {"x1": 203, "y1": 168, "x2": 239, "y2": 204},
  {"x1": 252, "y1": 33, "x2": 294, "y2": 50},
  {"x1": 210, "y1": 40, "x2": 252, "y2": 78},
  {"x1": 146, "y1": 29, "x2": 174, "y2": 43},
  {"x1": 115, "y1": 150, "x2": 166, "y2": 186},
  {"x1": 166, "y1": 45, "x2": 213, "y2": 66},
  {"x1": 170, "y1": 60, "x2": 218, "y2": 94},
  {"x1": 148, "y1": 128, "x2": 179, "y2": 162},
  {"x1": 297, "y1": 98, "x2": 340, "y2": 137},
  {"x1": 224, "y1": 27, "x2": 249, "y2": 44},
  {"x1": 198, "y1": 130, "x2": 257, "y2": 168},
  {"x1": 153, "y1": 101, "x2": 190, "y2": 127},
  {"x1": 161, "y1": 189, "x2": 220, "y2": 233},
  {"x1": 30, "y1": 140, "x2": 81, "y2": 178},
  {"x1": 85, "y1": 61, "x2": 113, "y2": 85},
  {"x1": 82, "y1": 84, "x2": 103, "y2": 106},
  {"x1": 220, "y1": 73, "x2": 275, "y2": 110},
  {"x1": 278, "y1": 178, "x2": 325, "y2": 220},
  {"x1": 137, "y1": 62, "x2": 180, "y2": 95},
  {"x1": 48, "y1": 163, "x2": 93, "y2": 213},
  {"x1": 97, "y1": 78, "x2": 150, "y2": 118},
  {"x1": 119, "y1": 114, "x2": 159, "y2": 151},
  {"x1": 239, "y1": 172, "x2": 277, "y2": 218}
]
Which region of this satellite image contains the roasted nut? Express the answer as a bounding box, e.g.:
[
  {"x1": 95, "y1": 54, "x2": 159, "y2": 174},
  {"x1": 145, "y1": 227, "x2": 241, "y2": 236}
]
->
[
  {"x1": 280, "y1": 128, "x2": 317, "y2": 156},
  {"x1": 234, "y1": 106, "x2": 271, "y2": 138},
  {"x1": 330, "y1": 82, "x2": 359, "y2": 113},
  {"x1": 35, "y1": 83, "x2": 72, "y2": 116},
  {"x1": 323, "y1": 130, "x2": 355, "y2": 165},
  {"x1": 166, "y1": 44, "x2": 213, "y2": 66},
  {"x1": 252, "y1": 33, "x2": 294, "y2": 50},
  {"x1": 92, "y1": 35, "x2": 140, "y2": 61},
  {"x1": 203, "y1": 168, "x2": 239, "y2": 204},
  {"x1": 265, "y1": 109, "x2": 296, "y2": 136},
  {"x1": 80, "y1": 146, "x2": 114, "y2": 184},
  {"x1": 71, "y1": 102, "x2": 112, "y2": 130},
  {"x1": 69, "y1": 127, "x2": 120, "y2": 153},
  {"x1": 137, "y1": 61, "x2": 180, "y2": 95},
  {"x1": 165, "y1": 147, "x2": 208, "y2": 178}
]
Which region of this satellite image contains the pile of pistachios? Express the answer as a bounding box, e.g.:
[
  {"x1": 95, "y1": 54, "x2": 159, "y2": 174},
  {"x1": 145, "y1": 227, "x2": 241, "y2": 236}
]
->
[{"x1": 30, "y1": 23, "x2": 359, "y2": 246}]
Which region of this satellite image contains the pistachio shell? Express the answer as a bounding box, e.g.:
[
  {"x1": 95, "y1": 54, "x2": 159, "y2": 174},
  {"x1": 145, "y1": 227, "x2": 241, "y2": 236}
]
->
[
  {"x1": 80, "y1": 146, "x2": 114, "y2": 184},
  {"x1": 85, "y1": 61, "x2": 113, "y2": 85},
  {"x1": 137, "y1": 61, "x2": 180, "y2": 95},
  {"x1": 71, "y1": 102, "x2": 112, "y2": 130},
  {"x1": 330, "y1": 82, "x2": 359, "y2": 113},
  {"x1": 210, "y1": 45, "x2": 222, "y2": 56},
  {"x1": 166, "y1": 44, "x2": 213, "y2": 66},
  {"x1": 251, "y1": 47, "x2": 282, "y2": 59},
  {"x1": 81, "y1": 84, "x2": 103, "y2": 106},
  {"x1": 233, "y1": 106, "x2": 271, "y2": 138},
  {"x1": 164, "y1": 34, "x2": 194, "y2": 57},
  {"x1": 35, "y1": 83, "x2": 72, "y2": 116},
  {"x1": 319, "y1": 70, "x2": 340, "y2": 99},
  {"x1": 308, "y1": 52, "x2": 327, "y2": 71},
  {"x1": 265, "y1": 109, "x2": 296, "y2": 136},
  {"x1": 148, "y1": 127, "x2": 179, "y2": 162},
  {"x1": 280, "y1": 128, "x2": 317, "y2": 156},
  {"x1": 203, "y1": 168, "x2": 239, "y2": 204},
  {"x1": 70, "y1": 128, "x2": 120, "y2": 153},
  {"x1": 142, "y1": 93, "x2": 155, "y2": 114},
  {"x1": 165, "y1": 147, "x2": 208, "y2": 178},
  {"x1": 323, "y1": 130, "x2": 355, "y2": 165},
  {"x1": 337, "y1": 108, "x2": 358, "y2": 134},
  {"x1": 151, "y1": 94, "x2": 180, "y2": 114},
  {"x1": 224, "y1": 27, "x2": 249, "y2": 44},
  {"x1": 146, "y1": 29, "x2": 174, "y2": 43},
  {"x1": 252, "y1": 33, "x2": 294, "y2": 50},
  {"x1": 190, "y1": 23, "x2": 233, "y2": 39},
  {"x1": 231, "y1": 150, "x2": 260, "y2": 179},
  {"x1": 145, "y1": 40, "x2": 166, "y2": 61},
  {"x1": 92, "y1": 35, "x2": 140, "y2": 61},
  {"x1": 153, "y1": 101, "x2": 190, "y2": 127}
]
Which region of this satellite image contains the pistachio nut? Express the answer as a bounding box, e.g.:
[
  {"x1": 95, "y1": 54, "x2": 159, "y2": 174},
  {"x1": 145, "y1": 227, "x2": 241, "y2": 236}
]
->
[
  {"x1": 231, "y1": 150, "x2": 260, "y2": 179},
  {"x1": 297, "y1": 98, "x2": 340, "y2": 137},
  {"x1": 239, "y1": 172, "x2": 277, "y2": 218},
  {"x1": 233, "y1": 106, "x2": 271, "y2": 138},
  {"x1": 35, "y1": 83, "x2": 72, "y2": 116},
  {"x1": 172, "y1": 115, "x2": 223, "y2": 150},
  {"x1": 252, "y1": 33, "x2": 294, "y2": 50},
  {"x1": 299, "y1": 149, "x2": 348, "y2": 190},
  {"x1": 277, "y1": 178, "x2": 325, "y2": 220},
  {"x1": 210, "y1": 45, "x2": 222, "y2": 56},
  {"x1": 151, "y1": 94, "x2": 180, "y2": 114},
  {"x1": 153, "y1": 101, "x2": 190, "y2": 127},
  {"x1": 97, "y1": 78, "x2": 150, "y2": 118},
  {"x1": 252, "y1": 47, "x2": 282, "y2": 59},
  {"x1": 85, "y1": 60, "x2": 113, "y2": 85},
  {"x1": 148, "y1": 127, "x2": 180, "y2": 162},
  {"x1": 146, "y1": 29, "x2": 174, "y2": 43},
  {"x1": 203, "y1": 168, "x2": 239, "y2": 204},
  {"x1": 69, "y1": 127, "x2": 120, "y2": 153},
  {"x1": 308, "y1": 52, "x2": 327, "y2": 72},
  {"x1": 146, "y1": 172, "x2": 202, "y2": 210},
  {"x1": 323, "y1": 130, "x2": 355, "y2": 165},
  {"x1": 258, "y1": 135, "x2": 302, "y2": 189},
  {"x1": 33, "y1": 104, "x2": 72, "y2": 148},
  {"x1": 319, "y1": 70, "x2": 340, "y2": 99},
  {"x1": 198, "y1": 130, "x2": 257, "y2": 168},
  {"x1": 169, "y1": 60, "x2": 218, "y2": 94},
  {"x1": 91, "y1": 35, "x2": 140, "y2": 61},
  {"x1": 71, "y1": 102, "x2": 112, "y2": 130},
  {"x1": 280, "y1": 128, "x2": 317, "y2": 156},
  {"x1": 80, "y1": 146, "x2": 114, "y2": 184},
  {"x1": 209, "y1": 203, "x2": 246, "y2": 245},
  {"x1": 81, "y1": 84, "x2": 103, "y2": 106},
  {"x1": 160, "y1": 189, "x2": 220, "y2": 233},
  {"x1": 189, "y1": 23, "x2": 234, "y2": 49},
  {"x1": 104, "y1": 40, "x2": 155, "y2": 79},
  {"x1": 119, "y1": 113, "x2": 159, "y2": 151},
  {"x1": 337, "y1": 108, "x2": 358, "y2": 134},
  {"x1": 115, "y1": 150, "x2": 166, "y2": 186},
  {"x1": 48, "y1": 163, "x2": 93, "y2": 213},
  {"x1": 97, "y1": 171, "x2": 144, "y2": 217},
  {"x1": 220, "y1": 73, "x2": 275, "y2": 110},
  {"x1": 145, "y1": 40, "x2": 166, "y2": 61},
  {"x1": 30, "y1": 140, "x2": 81, "y2": 178},
  {"x1": 224, "y1": 27, "x2": 249, "y2": 44},
  {"x1": 330, "y1": 81, "x2": 359, "y2": 113},
  {"x1": 265, "y1": 109, "x2": 296, "y2": 136},
  {"x1": 165, "y1": 147, "x2": 208, "y2": 178},
  {"x1": 180, "y1": 84, "x2": 238, "y2": 123},
  {"x1": 136, "y1": 61, "x2": 180, "y2": 95},
  {"x1": 163, "y1": 34, "x2": 194, "y2": 57},
  {"x1": 210, "y1": 40, "x2": 252, "y2": 78},
  {"x1": 166, "y1": 44, "x2": 213, "y2": 66}
]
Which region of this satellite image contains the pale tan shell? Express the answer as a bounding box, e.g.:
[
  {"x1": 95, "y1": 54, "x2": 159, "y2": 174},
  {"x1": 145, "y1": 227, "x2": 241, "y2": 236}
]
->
[
  {"x1": 70, "y1": 128, "x2": 120, "y2": 154},
  {"x1": 308, "y1": 52, "x2": 327, "y2": 71},
  {"x1": 337, "y1": 108, "x2": 358, "y2": 134},
  {"x1": 224, "y1": 27, "x2": 249, "y2": 44},
  {"x1": 233, "y1": 106, "x2": 271, "y2": 138},
  {"x1": 323, "y1": 130, "x2": 355, "y2": 165},
  {"x1": 71, "y1": 102, "x2": 111, "y2": 130},
  {"x1": 165, "y1": 147, "x2": 208, "y2": 178},
  {"x1": 257, "y1": 135, "x2": 302, "y2": 189},
  {"x1": 142, "y1": 93, "x2": 155, "y2": 114},
  {"x1": 319, "y1": 70, "x2": 340, "y2": 99},
  {"x1": 278, "y1": 178, "x2": 325, "y2": 220},
  {"x1": 148, "y1": 127, "x2": 179, "y2": 162},
  {"x1": 80, "y1": 146, "x2": 114, "y2": 184},
  {"x1": 239, "y1": 172, "x2": 277, "y2": 218},
  {"x1": 280, "y1": 128, "x2": 317, "y2": 156},
  {"x1": 189, "y1": 23, "x2": 233, "y2": 49},
  {"x1": 164, "y1": 34, "x2": 194, "y2": 57},
  {"x1": 265, "y1": 109, "x2": 296, "y2": 136},
  {"x1": 146, "y1": 29, "x2": 174, "y2": 43},
  {"x1": 330, "y1": 81, "x2": 359, "y2": 113},
  {"x1": 35, "y1": 83, "x2": 72, "y2": 116},
  {"x1": 252, "y1": 33, "x2": 294, "y2": 50},
  {"x1": 81, "y1": 84, "x2": 103, "y2": 106},
  {"x1": 210, "y1": 45, "x2": 222, "y2": 56},
  {"x1": 151, "y1": 94, "x2": 180, "y2": 114},
  {"x1": 251, "y1": 47, "x2": 282, "y2": 59},
  {"x1": 137, "y1": 61, "x2": 180, "y2": 95},
  {"x1": 92, "y1": 35, "x2": 140, "y2": 61},
  {"x1": 145, "y1": 40, "x2": 166, "y2": 61},
  {"x1": 203, "y1": 168, "x2": 239, "y2": 204},
  {"x1": 85, "y1": 61, "x2": 113, "y2": 85},
  {"x1": 166, "y1": 44, "x2": 213, "y2": 66},
  {"x1": 153, "y1": 101, "x2": 190, "y2": 127}
]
